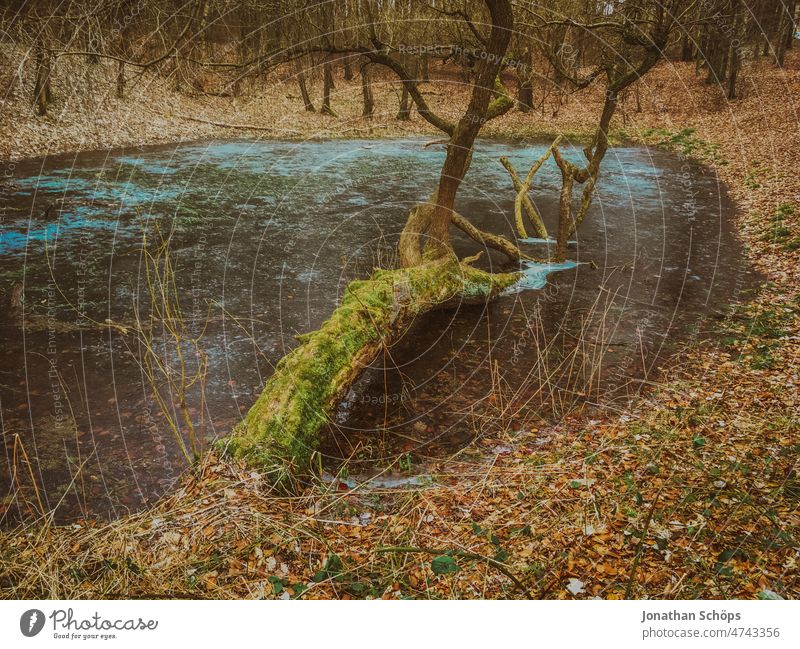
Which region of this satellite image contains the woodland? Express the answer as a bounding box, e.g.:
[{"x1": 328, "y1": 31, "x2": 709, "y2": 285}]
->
[{"x1": 0, "y1": 0, "x2": 798, "y2": 600}]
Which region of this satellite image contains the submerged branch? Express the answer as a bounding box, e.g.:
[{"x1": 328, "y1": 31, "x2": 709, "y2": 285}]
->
[{"x1": 451, "y1": 211, "x2": 541, "y2": 263}]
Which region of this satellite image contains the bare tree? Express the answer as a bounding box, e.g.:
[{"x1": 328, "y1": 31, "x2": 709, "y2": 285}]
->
[{"x1": 360, "y1": 59, "x2": 373, "y2": 117}]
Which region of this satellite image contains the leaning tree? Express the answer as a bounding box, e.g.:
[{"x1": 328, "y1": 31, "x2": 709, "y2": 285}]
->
[
  {"x1": 223, "y1": 0, "x2": 524, "y2": 485},
  {"x1": 1, "y1": 0, "x2": 688, "y2": 484},
  {"x1": 222, "y1": 0, "x2": 689, "y2": 486}
]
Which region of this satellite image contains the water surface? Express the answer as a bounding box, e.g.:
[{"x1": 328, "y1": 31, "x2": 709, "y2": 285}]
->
[{"x1": 0, "y1": 137, "x2": 756, "y2": 522}]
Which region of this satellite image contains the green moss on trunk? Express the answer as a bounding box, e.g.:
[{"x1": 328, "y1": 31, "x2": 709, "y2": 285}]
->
[{"x1": 219, "y1": 259, "x2": 519, "y2": 484}]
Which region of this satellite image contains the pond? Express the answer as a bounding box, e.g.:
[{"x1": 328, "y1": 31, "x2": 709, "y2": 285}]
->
[{"x1": 0, "y1": 137, "x2": 757, "y2": 522}]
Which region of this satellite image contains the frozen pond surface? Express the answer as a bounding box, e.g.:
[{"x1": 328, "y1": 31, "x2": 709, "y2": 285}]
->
[{"x1": 0, "y1": 137, "x2": 757, "y2": 522}]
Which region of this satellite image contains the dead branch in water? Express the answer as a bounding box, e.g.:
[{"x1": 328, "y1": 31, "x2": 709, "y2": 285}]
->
[
  {"x1": 451, "y1": 210, "x2": 543, "y2": 263},
  {"x1": 499, "y1": 136, "x2": 561, "y2": 239}
]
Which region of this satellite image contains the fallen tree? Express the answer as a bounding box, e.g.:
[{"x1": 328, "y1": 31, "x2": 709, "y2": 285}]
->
[
  {"x1": 225, "y1": 256, "x2": 519, "y2": 485},
  {"x1": 221, "y1": 0, "x2": 523, "y2": 483},
  {"x1": 221, "y1": 0, "x2": 684, "y2": 484}
]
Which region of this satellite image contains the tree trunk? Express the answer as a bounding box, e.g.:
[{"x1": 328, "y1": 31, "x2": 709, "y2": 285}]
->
[
  {"x1": 321, "y1": 61, "x2": 336, "y2": 116},
  {"x1": 360, "y1": 62, "x2": 374, "y2": 117},
  {"x1": 221, "y1": 259, "x2": 519, "y2": 484},
  {"x1": 116, "y1": 59, "x2": 125, "y2": 98},
  {"x1": 705, "y1": 37, "x2": 729, "y2": 85},
  {"x1": 517, "y1": 72, "x2": 533, "y2": 112},
  {"x1": 411, "y1": 0, "x2": 515, "y2": 264},
  {"x1": 33, "y1": 43, "x2": 52, "y2": 116},
  {"x1": 396, "y1": 55, "x2": 413, "y2": 120},
  {"x1": 343, "y1": 56, "x2": 354, "y2": 81},
  {"x1": 397, "y1": 84, "x2": 411, "y2": 120},
  {"x1": 296, "y1": 60, "x2": 315, "y2": 112},
  {"x1": 553, "y1": 88, "x2": 617, "y2": 260},
  {"x1": 727, "y1": 0, "x2": 743, "y2": 99},
  {"x1": 681, "y1": 33, "x2": 694, "y2": 62},
  {"x1": 786, "y1": 0, "x2": 797, "y2": 50},
  {"x1": 727, "y1": 51, "x2": 739, "y2": 99},
  {"x1": 554, "y1": 163, "x2": 575, "y2": 262},
  {"x1": 776, "y1": 0, "x2": 796, "y2": 67},
  {"x1": 224, "y1": 0, "x2": 518, "y2": 482}
]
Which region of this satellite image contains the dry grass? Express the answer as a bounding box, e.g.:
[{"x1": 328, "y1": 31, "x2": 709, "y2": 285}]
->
[{"x1": 2, "y1": 343, "x2": 796, "y2": 599}]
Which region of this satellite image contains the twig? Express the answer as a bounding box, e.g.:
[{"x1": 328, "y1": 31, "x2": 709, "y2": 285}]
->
[
  {"x1": 376, "y1": 545, "x2": 532, "y2": 597},
  {"x1": 173, "y1": 114, "x2": 301, "y2": 135},
  {"x1": 624, "y1": 487, "x2": 663, "y2": 599}
]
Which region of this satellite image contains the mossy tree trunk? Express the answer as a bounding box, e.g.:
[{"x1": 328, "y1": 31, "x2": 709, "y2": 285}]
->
[
  {"x1": 224, "y1": 0, "x2": 676, "y2": 481},
  {"x1": 222, "y1": 259, "x2": 519, "y2": 484},
  {"x1": 224, "y1": 1, "x2": 521, "y2": 482}
]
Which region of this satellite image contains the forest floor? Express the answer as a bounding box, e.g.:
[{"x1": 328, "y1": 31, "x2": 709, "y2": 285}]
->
[{"x1": 1, "y1": 52, "x2": 798, "y2": 599}]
